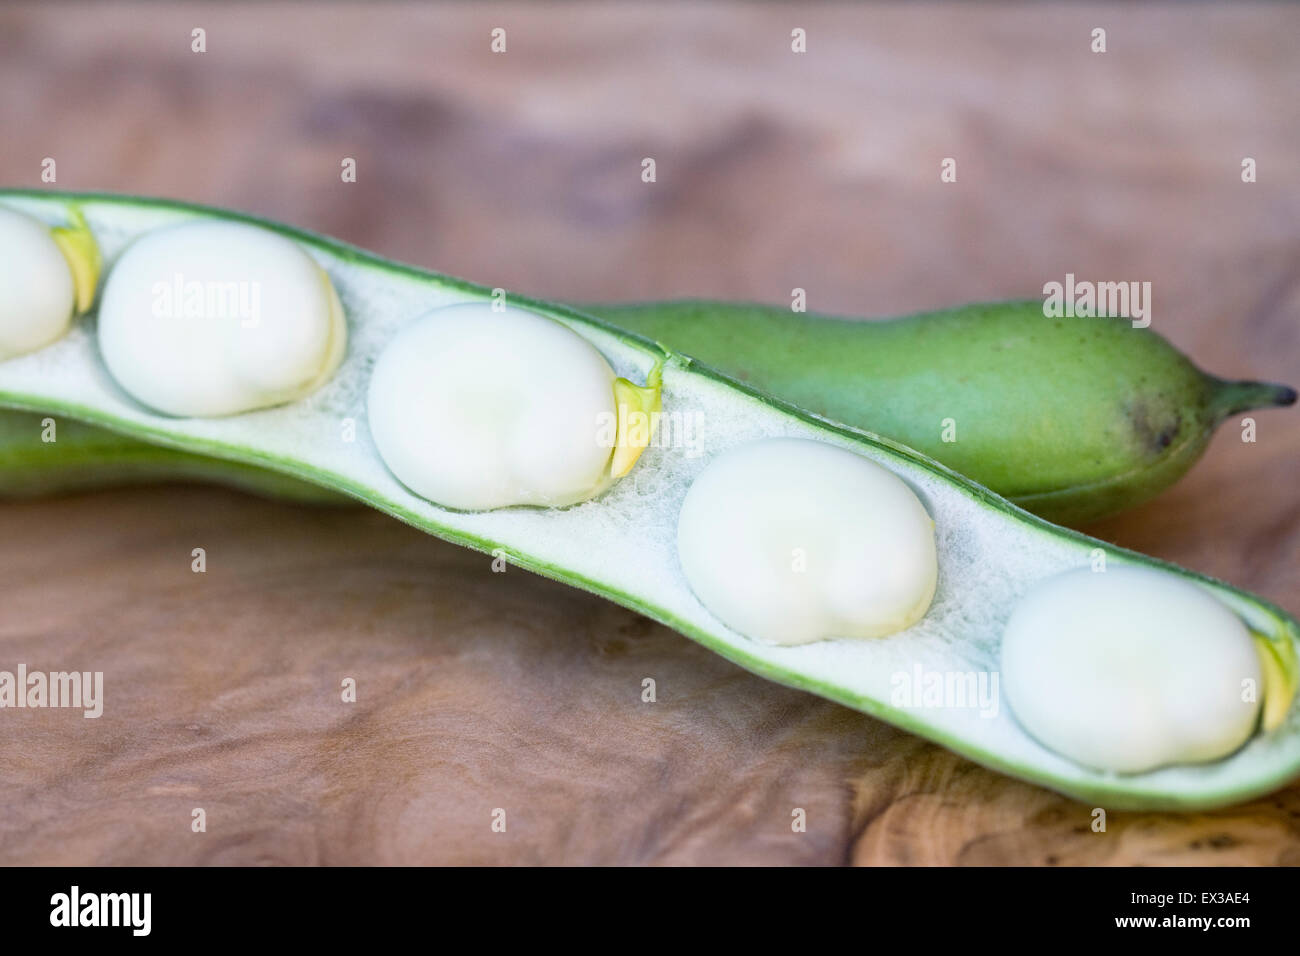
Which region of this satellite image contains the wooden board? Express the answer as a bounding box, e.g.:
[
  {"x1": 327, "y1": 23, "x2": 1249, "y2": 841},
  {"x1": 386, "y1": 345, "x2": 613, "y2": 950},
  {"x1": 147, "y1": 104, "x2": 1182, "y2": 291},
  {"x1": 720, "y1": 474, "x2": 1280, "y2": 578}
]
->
[{"x1": 0, "y1": 2, "x2": 1296, "y2": 865}]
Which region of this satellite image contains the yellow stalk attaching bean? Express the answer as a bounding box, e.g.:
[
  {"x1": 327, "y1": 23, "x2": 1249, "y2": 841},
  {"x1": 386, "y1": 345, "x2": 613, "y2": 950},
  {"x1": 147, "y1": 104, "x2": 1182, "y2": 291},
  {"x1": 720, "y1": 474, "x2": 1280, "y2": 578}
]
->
[
  {"x1": 610, "y1": 363, "x2": 663, "y2": 479},
  {"x1": 1254, "y1": 632, "x2": 1299, "y2": 733},
  {"x1": 50, "y1": 208, "x2": 103, "y2": 315}
]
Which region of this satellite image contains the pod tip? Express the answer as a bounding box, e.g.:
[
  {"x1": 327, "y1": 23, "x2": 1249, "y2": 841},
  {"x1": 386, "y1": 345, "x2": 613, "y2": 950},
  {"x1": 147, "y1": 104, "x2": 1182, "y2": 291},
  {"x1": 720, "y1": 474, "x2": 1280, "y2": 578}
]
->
[{"x1": 1214, "y1": 379, "x2": 1297, "y2": 417}]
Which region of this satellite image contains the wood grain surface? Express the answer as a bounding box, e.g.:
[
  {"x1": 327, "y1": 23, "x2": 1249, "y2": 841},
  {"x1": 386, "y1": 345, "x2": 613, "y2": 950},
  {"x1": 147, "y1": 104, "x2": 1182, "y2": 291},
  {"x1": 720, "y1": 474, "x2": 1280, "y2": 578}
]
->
[{"x1": 0, "y1": 2, "x2": 1297, "y2": 865}]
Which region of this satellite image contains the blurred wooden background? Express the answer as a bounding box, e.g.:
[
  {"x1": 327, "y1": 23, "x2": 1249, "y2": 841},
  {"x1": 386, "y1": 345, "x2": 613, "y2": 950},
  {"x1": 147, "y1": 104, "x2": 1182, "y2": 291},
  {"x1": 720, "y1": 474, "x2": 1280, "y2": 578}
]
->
[{"x1": 0, "y1": 2, "x2": 1297, "y2": 864}]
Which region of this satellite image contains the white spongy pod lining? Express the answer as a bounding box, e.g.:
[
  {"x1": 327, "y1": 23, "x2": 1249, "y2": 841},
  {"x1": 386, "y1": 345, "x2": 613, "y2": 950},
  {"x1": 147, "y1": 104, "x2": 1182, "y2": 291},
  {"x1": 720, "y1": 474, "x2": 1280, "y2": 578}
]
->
[
  {"x1": 97, "y1": 220, "x2": 344, "y2": 417},
  {"x1": 0, "y1": 205, "x2": 74, "y2": 360}
]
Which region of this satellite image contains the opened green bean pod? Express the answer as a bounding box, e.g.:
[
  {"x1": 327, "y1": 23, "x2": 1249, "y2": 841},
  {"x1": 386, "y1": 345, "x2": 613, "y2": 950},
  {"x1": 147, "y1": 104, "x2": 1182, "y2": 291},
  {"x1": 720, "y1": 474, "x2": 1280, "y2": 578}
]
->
[{"x1": 0, "y1": 190, "x2": 1297, "y2": 809}]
